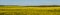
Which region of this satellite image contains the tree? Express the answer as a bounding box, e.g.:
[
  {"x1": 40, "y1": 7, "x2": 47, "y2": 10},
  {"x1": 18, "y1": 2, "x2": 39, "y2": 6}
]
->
[{"x1": 0, "y1": 5, "x2": 5, "y2": 7}]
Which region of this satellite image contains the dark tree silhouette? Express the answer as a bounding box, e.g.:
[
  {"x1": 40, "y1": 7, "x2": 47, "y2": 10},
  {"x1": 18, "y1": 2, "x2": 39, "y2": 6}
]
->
[{"x1": 0, "y1": 5, "x2": 5, "y2": 7}]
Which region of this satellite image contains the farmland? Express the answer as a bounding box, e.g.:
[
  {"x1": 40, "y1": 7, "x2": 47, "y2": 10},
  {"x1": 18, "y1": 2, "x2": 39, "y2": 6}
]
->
[{"x1": 0, "y1": 6, "x2": 60, "y2": 15}]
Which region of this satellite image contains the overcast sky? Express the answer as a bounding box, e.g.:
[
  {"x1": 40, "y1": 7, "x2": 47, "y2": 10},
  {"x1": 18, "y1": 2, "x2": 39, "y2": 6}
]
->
[{"x1": 0, "y1": 0, "x2": 60, "y2": 6}]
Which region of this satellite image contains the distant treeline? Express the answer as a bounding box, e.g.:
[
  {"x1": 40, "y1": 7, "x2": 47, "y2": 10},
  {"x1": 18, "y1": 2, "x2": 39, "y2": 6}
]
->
[
  {"x1": 0, "y1": 5, "x2": 60, "y2": 7},
  {"x1": 24, "y1": 5, "x2": 60, "y2": 7}
]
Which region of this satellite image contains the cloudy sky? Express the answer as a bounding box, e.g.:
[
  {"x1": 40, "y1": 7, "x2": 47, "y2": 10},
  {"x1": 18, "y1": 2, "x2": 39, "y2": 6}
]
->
[{"x1": 0, "y1": 0, "x2": 60, "y2": 6}]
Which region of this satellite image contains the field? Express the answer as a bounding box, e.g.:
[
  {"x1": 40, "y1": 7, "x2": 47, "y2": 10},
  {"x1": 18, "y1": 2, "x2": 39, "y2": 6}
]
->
[{"x1": 0, "y1": 7, "x2": 60, "y2": 15}]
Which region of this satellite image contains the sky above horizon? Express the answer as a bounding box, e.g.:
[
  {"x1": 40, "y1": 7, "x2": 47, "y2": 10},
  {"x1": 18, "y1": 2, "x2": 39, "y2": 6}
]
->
[{"x1": 0, "y1": 0, "x2": 60, "y2": 6}]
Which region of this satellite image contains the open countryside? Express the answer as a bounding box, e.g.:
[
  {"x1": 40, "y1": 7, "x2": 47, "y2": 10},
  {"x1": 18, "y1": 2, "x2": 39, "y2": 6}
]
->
[{"x1": 0, "y1": 5, "x2": 60, "y2": 15}]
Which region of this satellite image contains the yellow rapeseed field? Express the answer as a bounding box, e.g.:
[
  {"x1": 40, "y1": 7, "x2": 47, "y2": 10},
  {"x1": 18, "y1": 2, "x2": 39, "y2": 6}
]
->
[{"x1": 0, "y1": 7, "x2": 60, "y2": 15}]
